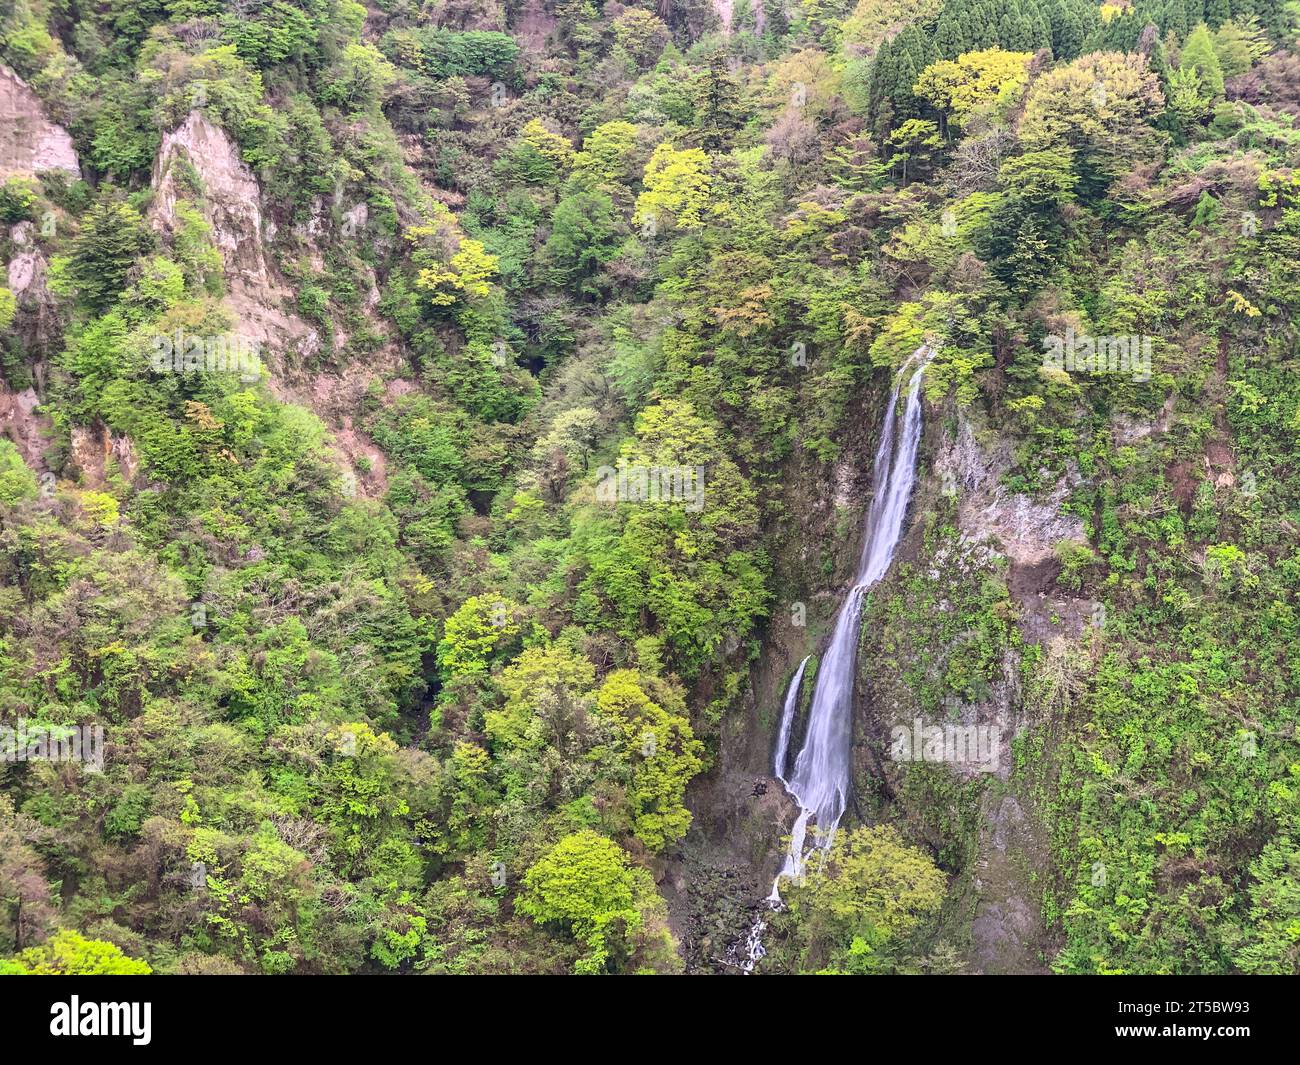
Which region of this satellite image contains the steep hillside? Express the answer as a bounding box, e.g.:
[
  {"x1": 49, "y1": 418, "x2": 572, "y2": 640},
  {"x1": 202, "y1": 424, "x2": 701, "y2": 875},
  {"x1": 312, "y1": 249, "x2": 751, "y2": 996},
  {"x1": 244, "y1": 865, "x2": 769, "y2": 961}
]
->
[{"x1": 1, "y1": 0, "x2": 1299, "y2": 976}]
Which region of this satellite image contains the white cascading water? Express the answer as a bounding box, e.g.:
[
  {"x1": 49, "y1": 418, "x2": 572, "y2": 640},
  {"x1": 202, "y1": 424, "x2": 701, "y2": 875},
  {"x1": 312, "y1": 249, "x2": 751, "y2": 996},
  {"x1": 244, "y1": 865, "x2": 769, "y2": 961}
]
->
[
  {"x1": 773, "y1": 655, "x2": 810, "y2": 787},
  {"x1": 770, "y1": 348, "x2": 931, "y2": 898},
  {"x1": 735, "y1": 656, "x2": 810, "y2": 973},
  {"x1": 736, "y1": 350, "x2": 930, "y2": 971}
]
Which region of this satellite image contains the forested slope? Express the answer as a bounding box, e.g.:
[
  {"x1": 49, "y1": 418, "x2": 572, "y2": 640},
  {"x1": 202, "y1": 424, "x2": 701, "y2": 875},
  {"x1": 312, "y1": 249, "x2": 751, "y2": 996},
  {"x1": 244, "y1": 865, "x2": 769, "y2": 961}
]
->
[{"x1": 0, "y1": 0, "x2": 1298, "y2": 975}]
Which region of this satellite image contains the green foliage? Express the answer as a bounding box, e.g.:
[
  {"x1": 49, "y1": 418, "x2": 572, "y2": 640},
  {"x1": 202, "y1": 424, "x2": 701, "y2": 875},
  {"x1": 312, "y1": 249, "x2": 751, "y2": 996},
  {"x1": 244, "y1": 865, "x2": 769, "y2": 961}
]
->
[
  {"x1": 570, "y1": 121, "x2": 641, "y2": 191},
  {"x1": 51, "y1": 198, "x2": 153, "y2": 312},
  {"x1": 633, "y1": 143, "x2": 715, "y2": 232},
  {"x1": 1018, "y1": 50, "x2": 1165, "y2": 199},
  {"x1": 1055, "y1": 540, "x2": 1098, "y2": 592},
  {"x1": 6, "y1": 930, "x2": 152, "y2": 974},
  {"x1": 223, "y1": 2, "x2": 319, "y2": 68},
  {"x1": 412, "y1": 227, "x2": 500, "y2": 309},
  {"x1": 487, "y1": 644, "x2": 597, "y2": 751},
  {"x1": 380, "y1": 28, "x2": 519, "y2": 81},
  {"x1": 1231, "y1": 792, "x2": 1300, "y2": 974},
  {"x1": 517, "y1": 830, "x2": 641, "y2": 973},
  {"x1": 436, "y1": 596, "x2": 522, "y2": 681},
  {"x1": 543, "y1": 191, "x2": 621, "y2": 289},
  {"x1": 0, "y1": 286, "x2": 15, "y2": 332},
  {"x1": 914, "y1": 48, "x2": 1031, "y2": 131},
  {"x1": 594, "y1": 670, "x2": 704, "y2": 851},
  {"x1": 1212, "y1": 17, "x2": 1269, "y2": 78},
  {"x1": 1181, "y1": 23, "x2": 1225, "y2": 99},
  {"x1": 612, "y1": 10, "x2": 670, "y2": 69},
  {"x1": 783, "y1": 826, "x2": 946, "y2": 973},
  {"x1": 0, "y1": 178, "x2": 38, "y2": 223},
  {"x1": 0, "y1": 439, "x2": 37, "y2": 504},
  {"x1": 6, "y1": 0, "x2": 1300, "y2": 981}
]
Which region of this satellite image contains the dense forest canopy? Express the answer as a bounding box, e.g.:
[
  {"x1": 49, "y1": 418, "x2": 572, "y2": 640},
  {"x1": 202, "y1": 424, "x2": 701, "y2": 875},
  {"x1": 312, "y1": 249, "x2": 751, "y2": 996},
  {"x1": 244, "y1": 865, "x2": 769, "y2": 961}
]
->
[{"x1": 0, "y1": 0, "x2": 1298, "y2": 976}]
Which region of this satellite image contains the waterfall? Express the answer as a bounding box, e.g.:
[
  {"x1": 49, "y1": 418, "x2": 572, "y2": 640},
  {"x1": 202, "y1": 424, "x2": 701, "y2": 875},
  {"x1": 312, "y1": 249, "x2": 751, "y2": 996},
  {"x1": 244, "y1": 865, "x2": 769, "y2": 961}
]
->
[
  {"x1": 773, "y1": 656, "x2": 810, "y2": 787},
  {"x1": 771, "y1": 351, "x2": 931, "y2": 896},
  {"x1": 729, "y1": 657, "x2": 811, "y2": 972},
  {"x1": 734, "y1": 350, "x2": 930, "y2": 971}
]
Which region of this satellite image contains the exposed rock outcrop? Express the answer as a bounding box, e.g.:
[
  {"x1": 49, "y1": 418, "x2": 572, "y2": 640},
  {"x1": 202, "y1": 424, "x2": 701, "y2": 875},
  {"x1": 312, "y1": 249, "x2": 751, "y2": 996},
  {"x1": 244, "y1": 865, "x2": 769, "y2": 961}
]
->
[
  {"x1": 6, "y1": 221, "x2": 42, "y2": 295},
  {"x1": 935, "y1": 412, "x2": 1097, "y2": 645},
  {"x1": 6, "y1": 219, "x2": 63, "y2": 358},
  {"x1": 966, "y1": 792, "x2": 1050, "y2": 974},
  {"x1": 1, "y1": 68, "x2": 75, "y2": 364},
  {"x1": 147, "y1": 112, "x2": 411, "y2": 498},
  {"x1": 0, "y1": 384, "x2": 50, "y2": 470},
  {"x1": 149, "y1": 111, "x2": 319, "y2": 361},
  {"x1": 515, "y1": 0, "x2": 559, "y2": 52},
  {"x1": 713, "y1": 0, "x2": 733, "y2": 34},
  {"x1": 940, "y1": 415, "x2": 1086, "y2": 567},
  {"x1": 152, "y1": 111, "x2": 270, "y2": 288},
  {"x1": 68, "y1": 422, "x2": 139, "y2": 489},
  {"x1": 0, "y1": 65, "x2": 78, "y2": 179}
]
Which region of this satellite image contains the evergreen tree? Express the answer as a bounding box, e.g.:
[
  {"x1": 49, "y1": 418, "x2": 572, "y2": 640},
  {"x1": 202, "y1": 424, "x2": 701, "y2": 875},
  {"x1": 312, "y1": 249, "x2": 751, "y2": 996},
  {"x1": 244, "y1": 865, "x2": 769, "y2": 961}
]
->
[
  {"x1": 762, "y1": 0, "x2": 789, "y2": 40},
  {"x1": 1164, "y1": 0, "x2": 1193, "y2": 37},
  {"x1": 1049, "y1": 0, "x2": 1085, "y2": 59},
  {"x1": 1086, "y1": 11, "x2": 1144, "y2": 52},
  {"x1": 59, "y1": 198, "x2": 154, "y2": 313},
  {"x1": 1181, "y1": 22, "x2": 1226, "y2": 97},
  {"x1": 690, "y1": 49, "x2": 746, "y2": 151}
]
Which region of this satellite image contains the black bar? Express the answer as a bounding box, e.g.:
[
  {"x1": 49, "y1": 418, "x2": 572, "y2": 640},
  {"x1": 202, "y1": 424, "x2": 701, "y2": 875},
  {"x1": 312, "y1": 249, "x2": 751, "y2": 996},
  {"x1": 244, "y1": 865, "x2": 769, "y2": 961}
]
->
[{"x1": 0, "y1": 974, "x2": 1292, "y2": 1052}]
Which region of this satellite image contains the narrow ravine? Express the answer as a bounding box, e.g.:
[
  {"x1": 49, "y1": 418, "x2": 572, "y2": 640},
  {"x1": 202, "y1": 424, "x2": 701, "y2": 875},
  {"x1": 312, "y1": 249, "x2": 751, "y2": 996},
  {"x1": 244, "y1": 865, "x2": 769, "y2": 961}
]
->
[{"x1": 742, "y1": 349, "x2": 931, "y2": 971}]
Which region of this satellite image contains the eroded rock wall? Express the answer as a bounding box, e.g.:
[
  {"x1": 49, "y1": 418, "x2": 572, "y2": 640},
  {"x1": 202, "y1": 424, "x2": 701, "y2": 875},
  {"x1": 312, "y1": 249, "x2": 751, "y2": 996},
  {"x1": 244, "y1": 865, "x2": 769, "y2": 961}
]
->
[{"x1": 0, "y1": 65, "x2": 78, "y2": 179}]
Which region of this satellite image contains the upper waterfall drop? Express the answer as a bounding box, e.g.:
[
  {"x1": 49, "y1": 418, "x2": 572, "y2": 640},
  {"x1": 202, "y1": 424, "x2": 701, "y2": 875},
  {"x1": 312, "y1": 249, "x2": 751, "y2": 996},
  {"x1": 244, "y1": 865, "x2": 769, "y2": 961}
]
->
[{"x1": 771, "y1": 348, "x2": 931, "y2": 893}]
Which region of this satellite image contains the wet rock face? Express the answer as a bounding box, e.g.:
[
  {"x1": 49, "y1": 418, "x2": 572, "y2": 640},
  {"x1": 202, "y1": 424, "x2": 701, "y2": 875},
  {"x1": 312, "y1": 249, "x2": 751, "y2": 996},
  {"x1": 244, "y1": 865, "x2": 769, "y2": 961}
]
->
[
  {"x1": 0, "y1": 65, "x2": 79, "y2": 178},
  {"x1": 677, "y1": 856, "x2": 761, "y2": 973},
  {"x1": 928, "y1": 412, "x2": 1100, "y2": 649},
  {"x1": 967, "y1": 793, "x2": 1050, "y2": 974}
]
